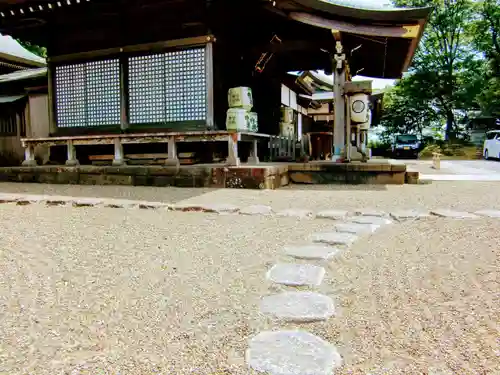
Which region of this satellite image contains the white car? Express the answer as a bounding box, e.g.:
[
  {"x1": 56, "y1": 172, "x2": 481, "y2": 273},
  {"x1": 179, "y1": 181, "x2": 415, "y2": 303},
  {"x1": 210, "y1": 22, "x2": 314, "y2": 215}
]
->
[{"x1": 483, "y1": 130, "x2": 500, "y2": 160}]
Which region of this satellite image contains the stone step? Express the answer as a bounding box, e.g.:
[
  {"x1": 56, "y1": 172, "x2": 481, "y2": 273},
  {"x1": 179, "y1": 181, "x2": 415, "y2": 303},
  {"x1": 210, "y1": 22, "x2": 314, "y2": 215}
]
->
[
  {"x1": 311, "y1": 232, "x2": 358, "y2": 246},
  {"x1": 260, "y1": 291, "x2": 335, "y2": 322},
  {"x1": 334, "y1": 222, "x2": 379, "y2": 234},
  {"x1": 284, "y1": 245, "x2": 341, "y2": 260},
  {"x1": 247, "y1": 330, "x2": 342, "y2": 375},
  {"x1": 266, "y1": 263, "x2": 325, "y2": 287}
]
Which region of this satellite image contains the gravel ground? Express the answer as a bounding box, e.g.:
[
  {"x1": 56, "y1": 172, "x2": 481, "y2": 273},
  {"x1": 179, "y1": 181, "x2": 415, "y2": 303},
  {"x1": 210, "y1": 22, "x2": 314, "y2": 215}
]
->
[
  {"x1": 1, "y1": 181, "x2": 500, "y2": 213},
  {"x1": 0, "y1": 185, "x2": 499, "y2": 374},
  {"x1": 0, "y1": 204, "x2": 336, "y2": 375}
]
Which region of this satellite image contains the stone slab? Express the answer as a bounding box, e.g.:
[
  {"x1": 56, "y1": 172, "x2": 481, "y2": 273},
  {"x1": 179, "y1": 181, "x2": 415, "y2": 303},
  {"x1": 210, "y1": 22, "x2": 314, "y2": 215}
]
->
[
  {"x1": 0, "y1": 193, "x2": 21, "y2": 203},
  {"x1": 15, "y1": 195, "x2": 49, "y2": 205},
  {"x1": 355, "y1": 209, "x2": 387, "y2": 217},
  {"x1": 474, "y1": 209, "x2": 500, "y2": 218},
  {"x1": 284, "y1": 245, "x2": 341, "y2": 260},
  {"x1": 240, "y1": 205, "x2": 273, "y2": 216},
  {"x1": 315, "y1": 210, "x2": 349, "y2": 220},
  {"x1": 266, "y1": 263, "x2": 325, "y2": 287},
  {"x1": 102, "y1": 199, "x2": 141, "y2": 209},
  {"x1": 260, "y1": 292, "x2": 335, "y2": 322},
  {"x1": 431, "y1": 209, "x2": 479, "y2": 219},
  {"x1": 247, "y1": 330, "x2": 342, "y2": 375},
  {"x1": 350, "y1": 216, "x2": 393, "y2": 225},
  {"x1": 277, "y1": 208, "x2": 313, "y2": 219},
  {"x1": 311, "y1": 232, "x2": 358, "y2": 246},
  {"x1": 201, "y1": 203, "x2": 239, "y2": 213},
  {"x1": 390, "y1": 209, "x2": 430, "y2": 220},
  {"x1": 137, "y1": 201, "x2": 170, "y2": 209},
  {"x1": 335, "y1": 222, "x2": 379, "y2": 234},
  {"x1": 71, "y1": 198, "x2": 104, "y2": 207}
]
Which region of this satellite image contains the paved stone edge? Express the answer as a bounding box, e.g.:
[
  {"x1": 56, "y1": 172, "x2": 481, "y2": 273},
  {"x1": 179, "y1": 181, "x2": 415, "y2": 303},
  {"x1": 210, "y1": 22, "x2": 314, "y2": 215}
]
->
[{"x1": 0, "y1": 193, "x2": 497, "y2": 219}]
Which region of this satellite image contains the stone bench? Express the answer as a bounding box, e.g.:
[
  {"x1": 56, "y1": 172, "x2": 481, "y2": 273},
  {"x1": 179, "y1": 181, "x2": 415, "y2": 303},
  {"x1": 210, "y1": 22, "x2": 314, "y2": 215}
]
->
[{"x1": 21, "y1": 131, "x2": 273, "y2": 167}]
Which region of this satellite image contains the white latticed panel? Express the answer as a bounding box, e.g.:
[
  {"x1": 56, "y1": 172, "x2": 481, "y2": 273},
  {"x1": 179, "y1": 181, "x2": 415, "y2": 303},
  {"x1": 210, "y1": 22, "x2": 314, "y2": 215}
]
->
[
  {"x1": 129, "y1": 54, "x2": 166, "y2": 124},
  {"x1": 86, "y1": 59, "x2": 121, "y2": 126},
  {"x1": 55, "y1": 59, "x2": 120, "y2": 128},
  {"x1": 129, "y1": 47, "x2": 207, "y2": 125},
  {"x1": 55, "y1": 63, "x2": 86, "y2": 128}
]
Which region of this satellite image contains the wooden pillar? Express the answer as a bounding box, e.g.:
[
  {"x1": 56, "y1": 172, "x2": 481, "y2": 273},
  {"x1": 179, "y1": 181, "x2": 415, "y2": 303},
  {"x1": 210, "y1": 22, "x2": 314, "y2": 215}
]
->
[
  {"x1": 119, "y1": 56, "x2": 130, "y2": 131},
  {"x1": 205, "y1": 40, "x2": 215, "y2": 130},
  {"x1": 47, "y1": 63, "x2": 57, "y2": 135},
  {"x1": 332, "y1": 33, "x2": 346, "y2": 161}
]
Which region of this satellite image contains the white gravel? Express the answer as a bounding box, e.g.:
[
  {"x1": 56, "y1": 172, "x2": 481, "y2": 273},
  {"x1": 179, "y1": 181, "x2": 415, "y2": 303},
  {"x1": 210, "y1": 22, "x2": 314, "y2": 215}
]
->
[
  {"x1": 0, "y1": 182, "x2": 499, "y2": 374},
  {"x1": 0, "y1": 204, "x2": 335, "y2": 375},
  {"x1": 2, "y1": 181, "x2": 500, "y2": 213}
]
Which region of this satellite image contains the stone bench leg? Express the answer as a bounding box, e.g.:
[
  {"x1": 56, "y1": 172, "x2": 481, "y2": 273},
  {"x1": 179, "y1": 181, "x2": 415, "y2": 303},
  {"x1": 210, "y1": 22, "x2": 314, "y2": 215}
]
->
[
  {"x1": 22, "y1": 144, "x2": 37, "y2": 166},
  {"x1": 247, "y1": 139, "x2": 260, "y2": 164},
  {"x1": 65, "y1": 140, "x2": 79, "y2": 166},
  {"x1": 112, "y1": 138, "x2": 126, "y2": 166},
  {"x1": 227, "y1": 134, "x2": 241, "y2": 166},
  {"x1": 165, "y1": 137, "x2": 180, "y2": 166}
]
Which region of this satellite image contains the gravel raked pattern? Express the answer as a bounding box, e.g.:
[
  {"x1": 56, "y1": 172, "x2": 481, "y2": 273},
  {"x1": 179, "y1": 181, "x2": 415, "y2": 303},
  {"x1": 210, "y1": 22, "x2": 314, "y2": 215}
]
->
[
  {"x1": 1, "y1": 184, "x2": 500, "y2": 373},
  {"x1": 0, "y1": 204, "x2": 338, "y2": 375}
]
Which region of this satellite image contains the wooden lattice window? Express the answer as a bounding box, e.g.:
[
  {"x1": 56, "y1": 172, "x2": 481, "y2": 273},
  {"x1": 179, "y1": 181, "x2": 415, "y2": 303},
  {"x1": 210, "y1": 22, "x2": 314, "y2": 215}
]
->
[
  {"x1": 55, "y1": 59, "x2": 121, "y2": 128},
  {"x1": 128, "y1": 47, "x2": 207, "y2": 125}
]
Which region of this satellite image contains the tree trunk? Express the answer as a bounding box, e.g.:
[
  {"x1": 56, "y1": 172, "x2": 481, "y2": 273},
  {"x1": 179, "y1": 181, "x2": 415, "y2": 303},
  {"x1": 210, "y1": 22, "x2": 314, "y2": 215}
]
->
[{"x1": 445, "y1": 110, "x2": 454, "y2": 140}]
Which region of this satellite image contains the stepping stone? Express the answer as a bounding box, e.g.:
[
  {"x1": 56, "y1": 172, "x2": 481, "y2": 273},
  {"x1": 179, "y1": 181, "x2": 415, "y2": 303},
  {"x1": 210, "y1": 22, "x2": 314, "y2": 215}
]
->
[
  {"x1": 335, "y1": 222, "x2": 379, "y2": 234},
  {"x1": 71, "y1": 198, "x2": 104, "y2": 207},
  {"x1": 260, "y1": 291, "x2": 335, "y2": 322},
  {"x1": 240, "y1": 205, "x2": 273, "y2": 216},
  {"x1": 355, "y1": 209, "x2": 386, "y2": 217},
  {"x1": 350, "y1": 216, "x2": 393, "y2": 225},
  {"x1": 311, "y1": 232, "x2": 358, "y2": 246},
  {"x1": 247, "y1": 330, "x2": 342, "y2": 375},
  {"x1": 475, "y1": 209, "x2": 500, "y2": 218},
  {"x1": 284, "y1": 245, "x2": 341, "y2": 260},
  {"x1": 315, "y1": 210, "x2": 348, "y2": 220},
  {"x1": 277, "y1": 208, "x2": 313, "y2": 219},
  {"x1": 431, "y1": 209, "x2": 479, "y2": 219},
  {"x1": 390, "y1": 209, "x2": 430, "y2": 220},
  {"x1": 266, "y1": 263, "x2": 325, "y2": 287}
]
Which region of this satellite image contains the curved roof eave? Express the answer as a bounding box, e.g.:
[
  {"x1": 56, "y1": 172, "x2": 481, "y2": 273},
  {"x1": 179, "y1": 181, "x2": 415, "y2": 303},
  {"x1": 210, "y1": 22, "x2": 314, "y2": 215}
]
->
[{"x1": 291, "y1": 0, "x2": 433, "y2": 23}]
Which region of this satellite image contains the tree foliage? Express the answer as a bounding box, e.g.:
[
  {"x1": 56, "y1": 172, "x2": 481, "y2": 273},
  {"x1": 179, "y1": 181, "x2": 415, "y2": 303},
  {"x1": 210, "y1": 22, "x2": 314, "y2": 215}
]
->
[
  {"x1": 17, "y1": 40, "x2": 47, "y2": 58},
  {"x1": 382, "y1": 0, "x2": 499, "y2": 140}
]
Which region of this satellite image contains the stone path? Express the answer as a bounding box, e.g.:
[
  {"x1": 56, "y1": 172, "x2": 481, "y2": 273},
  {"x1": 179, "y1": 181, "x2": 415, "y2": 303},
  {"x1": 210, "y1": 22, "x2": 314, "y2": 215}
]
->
[{"x1": 1, "y1": 193, "x2": 499, "y2": 222}]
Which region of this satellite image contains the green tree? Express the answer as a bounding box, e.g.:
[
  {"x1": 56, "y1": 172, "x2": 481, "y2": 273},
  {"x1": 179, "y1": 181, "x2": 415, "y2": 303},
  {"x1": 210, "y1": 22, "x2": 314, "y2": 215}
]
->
[
  {"x1": 392, "y1": 0, "x2": 482, "y2": 139},
  {"x1": 380, "y1": 75, "x2": 439, "y2": 138},
  {"x1": 17, "y1": 40, "x2": 47, "y2": 58},
  {"x1": 470, "y1": 0, "x2": 500, "y2": 118}
]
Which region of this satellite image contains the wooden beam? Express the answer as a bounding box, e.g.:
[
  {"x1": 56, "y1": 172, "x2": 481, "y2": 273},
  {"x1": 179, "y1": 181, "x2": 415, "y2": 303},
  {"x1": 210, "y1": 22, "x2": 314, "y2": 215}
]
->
[
  {"x1": 401, "y1": 19, "x2": 426, "y2": 73},
  {"x1": 290, "y1": 12, "x2": 420, "y2": 39},
  {"x1": 48, "y1": 35, "x2": 215, "y2": 63}
]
